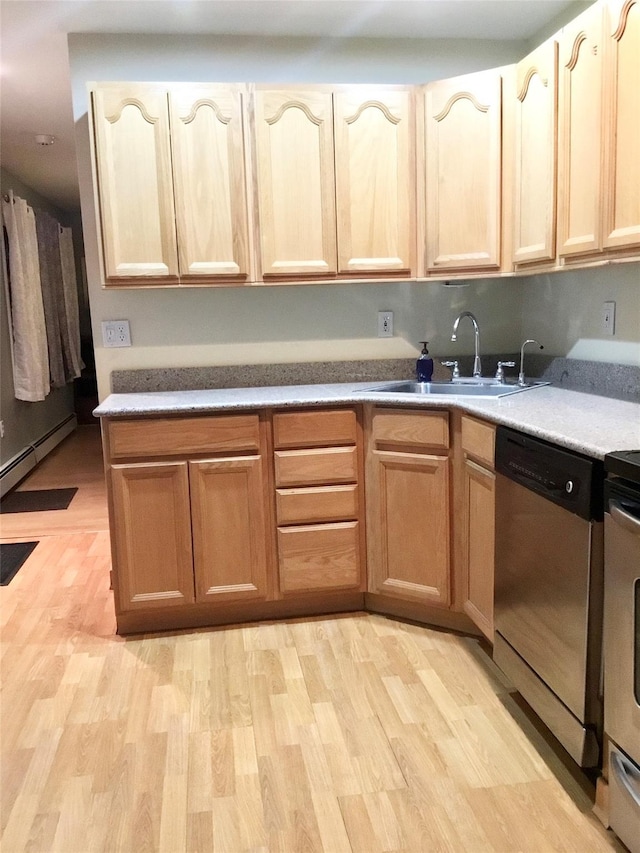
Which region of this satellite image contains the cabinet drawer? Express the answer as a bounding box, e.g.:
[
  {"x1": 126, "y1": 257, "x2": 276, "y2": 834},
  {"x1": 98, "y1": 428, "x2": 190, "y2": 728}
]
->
[
  {"x1": 461, "y1": 415, "x2": 495, "y2": 467},
  {"x1": 372, "y1": 409, "x2": 449, "y2": 450},
  {"x1": 278, "y1": 522, "x2": 361, "y2": 593},
  {"x1": 108, "y1": 414, "x2": 260, "y2": 459},
  {"x1": 274, "y1": 447, "x2": 358, "y2": 487},
  {"x1": 273, "y1": 409, "x2": 357, "y2": 449},
  {"x1": 276, "y1": 484, "x2": 358, "y2": 525}
]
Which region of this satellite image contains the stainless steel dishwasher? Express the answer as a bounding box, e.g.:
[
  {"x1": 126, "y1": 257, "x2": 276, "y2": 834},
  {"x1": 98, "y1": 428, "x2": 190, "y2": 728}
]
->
[{"x1": 493, "y1": 426, "x2": 604, "y2": 767}]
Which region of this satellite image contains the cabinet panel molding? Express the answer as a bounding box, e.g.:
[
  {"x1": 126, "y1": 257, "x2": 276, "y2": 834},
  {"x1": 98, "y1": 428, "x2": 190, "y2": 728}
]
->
[
  {"x1": 92, "y1": 84, "x2": 178, "y2": 279},
  {"x1": 169, "y1": 84, "x2": 251, "y2": 278}
]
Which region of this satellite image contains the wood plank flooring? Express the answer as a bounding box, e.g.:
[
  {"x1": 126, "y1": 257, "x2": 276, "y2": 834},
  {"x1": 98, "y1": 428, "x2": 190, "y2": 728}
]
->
[{"x1": 0, "y1": 427, "x2": 623, "y2": 852}]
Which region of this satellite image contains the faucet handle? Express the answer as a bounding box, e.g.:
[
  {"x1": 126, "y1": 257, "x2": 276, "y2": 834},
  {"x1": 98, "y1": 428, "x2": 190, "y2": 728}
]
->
[
  {"x1": 494, "y1": 361, "x2": 515, "y2": 383},
  {"x1": 441, "y1": 360, "x2": 460, "y2": 379}
]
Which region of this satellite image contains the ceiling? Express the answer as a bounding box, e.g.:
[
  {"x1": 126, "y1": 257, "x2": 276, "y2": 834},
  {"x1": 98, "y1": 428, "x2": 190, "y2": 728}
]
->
[{"x1": 1, "y1": 0, "x2": 585, "y2": 212}]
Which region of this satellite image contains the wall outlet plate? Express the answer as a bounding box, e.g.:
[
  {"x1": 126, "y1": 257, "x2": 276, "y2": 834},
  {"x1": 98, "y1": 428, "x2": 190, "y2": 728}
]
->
[
  {"x1": 102, "y1": 320, "x2": 131, "y2": 347},
  {"x1": 602, "y1": 302, "x2": 615, "y2": 336},
  {"x1": 378, "y1": 311, "x2": 394, "y2": 338}
]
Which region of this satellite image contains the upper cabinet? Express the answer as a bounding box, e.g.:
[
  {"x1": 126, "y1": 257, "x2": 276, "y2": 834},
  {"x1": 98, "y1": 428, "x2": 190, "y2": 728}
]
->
[
  {"x1": 334, "y1": 88, "x2": 415, "y2": 275},
  {"x1": 92, "y1": 84, "x2": 179, "y2": 280},
  {"x1": 557, "y1": 2, "x2": 605, "y2": 258},
  {"x1": 512, "y1": 40, "x2": 558, "y2": 265},
  {"x1": 253, "y1": 88, "x2": 337, "y2": 278},
  {"x1": 253, "y1": 85, "x2": 416, "y2": 279},
  {"x1": 91, "y1": 82, "x2": 252, "y2": 285},
  {"x1": 602, "y1": 0, "x2": 640, "y2": 251},
  {"x1": 424, "y1": 70, "x2": 502, "y2": 273},
  {"x1": 169, "y1": 84, "x2": 251, "y2": 280}
]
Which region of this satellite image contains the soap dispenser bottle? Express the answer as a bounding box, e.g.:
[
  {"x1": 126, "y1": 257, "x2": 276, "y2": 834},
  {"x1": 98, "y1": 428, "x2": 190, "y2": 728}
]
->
[{"x1": 416, "y1": 341, "x2": 434, "y2": 382}]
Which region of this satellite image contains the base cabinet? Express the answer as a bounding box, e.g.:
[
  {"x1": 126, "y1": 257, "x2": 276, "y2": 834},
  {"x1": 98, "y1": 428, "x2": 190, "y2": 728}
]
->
[
  {"x1": 366, "y1": 408, "x2": 451, "y2": 607},
  {"x1": 458, "y1": 414, "x2": 496, "y2": 640}
]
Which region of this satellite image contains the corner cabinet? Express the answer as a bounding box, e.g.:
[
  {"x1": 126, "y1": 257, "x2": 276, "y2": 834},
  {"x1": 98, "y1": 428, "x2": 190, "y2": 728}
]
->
[
  {"x1": 366, "y1": 408, "x2": 451, "y2": 607},
  {"x1": 103, "y1": 413, "x2": 270, "y2": 632},
  {"x1": 424, "y1": 70, "x2": 502, "y2": 273},
  {"x1": 91, "y1": 82, "x2": 252, "y2": 285}
]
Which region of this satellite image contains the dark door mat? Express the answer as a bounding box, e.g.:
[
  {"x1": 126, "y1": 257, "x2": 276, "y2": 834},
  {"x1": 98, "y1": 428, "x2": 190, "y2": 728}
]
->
[
  {"x1": 0, "y1": 541, "x2": 39, "y2": 585},
  {"x1": 0, "y1": 487, "x2": 78, "y2": 514}
]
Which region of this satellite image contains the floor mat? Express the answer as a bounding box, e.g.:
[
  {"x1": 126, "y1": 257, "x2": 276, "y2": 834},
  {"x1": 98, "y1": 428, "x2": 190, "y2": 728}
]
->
[
  {"x1": 0, "y1": 541, "x2": 39, "y2": 585},
  {"x1": 0, "y1": 487, "x2": 78, "y2": 514}
]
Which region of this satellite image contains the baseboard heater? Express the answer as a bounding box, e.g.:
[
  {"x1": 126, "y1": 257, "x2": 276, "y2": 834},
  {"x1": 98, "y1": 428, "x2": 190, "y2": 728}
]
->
[{"x1": 0, "y1": 414, "x2": 77, "y2": 498}]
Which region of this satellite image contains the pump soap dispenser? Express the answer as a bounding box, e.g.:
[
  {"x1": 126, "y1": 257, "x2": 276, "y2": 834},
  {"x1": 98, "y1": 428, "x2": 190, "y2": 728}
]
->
[{"x1": 416, "y1": 342, "x2": 434, "y2": 382}]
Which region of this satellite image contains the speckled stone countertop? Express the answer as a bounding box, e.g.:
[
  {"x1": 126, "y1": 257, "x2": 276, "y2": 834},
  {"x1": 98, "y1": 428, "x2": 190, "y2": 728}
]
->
[{"x1": 94, "y1": 382, "x2": 640, "y2": 460}]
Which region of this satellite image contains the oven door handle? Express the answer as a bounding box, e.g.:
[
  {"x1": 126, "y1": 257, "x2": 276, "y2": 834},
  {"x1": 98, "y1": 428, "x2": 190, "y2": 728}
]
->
[
  {"x1": 611, "y1": 750, "x2": 640, "y2": 807},
  {"x1": 609, "y1": 500, "x2": 640, "y2": 536}
]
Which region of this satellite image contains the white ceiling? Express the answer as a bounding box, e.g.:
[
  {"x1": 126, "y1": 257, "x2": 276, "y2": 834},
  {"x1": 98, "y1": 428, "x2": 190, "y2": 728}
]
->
[{"x1": 0, "y1": 0, "x2": 585, "y2": 212}]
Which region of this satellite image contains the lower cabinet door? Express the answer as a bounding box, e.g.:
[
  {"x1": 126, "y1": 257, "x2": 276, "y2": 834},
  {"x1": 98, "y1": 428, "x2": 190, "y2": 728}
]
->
[
  {"x1": 111, "y1": 462, "x2": 195, "y2": 610},
  {"x1": 277, "y1": 521, "x2": 361, "y2": 594},
  {"x1": 189, "y1": 456, "x2": 269, "y2": 603},
  {"x1": 462, "y1": 457, "x2": 495, "y2": 639},
  {"x1": 369, "y1": 451, "x2": 450, "y2": 605}
]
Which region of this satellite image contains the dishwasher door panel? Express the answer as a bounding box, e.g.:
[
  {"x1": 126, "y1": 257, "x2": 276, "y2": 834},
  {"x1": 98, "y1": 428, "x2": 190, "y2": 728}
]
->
[{"x1": 494, "y1": 473, "x2": 595, "y2": 721}]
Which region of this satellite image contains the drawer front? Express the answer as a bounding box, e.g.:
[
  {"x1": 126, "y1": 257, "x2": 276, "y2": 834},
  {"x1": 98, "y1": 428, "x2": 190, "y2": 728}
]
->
[
  {"x1": 108, "y1": 414, "x2": 260, "y2": 459},
  {"x1": 461, "y1": 415, "x2": 495, "y2": 467},
  {"x1": 273, "y1": 409, "x2": 357, "y2": 449},
  {"x1": 372, "y1": 409, "x2": 449, "y2": 450},
  {"x1": 274, "y1": 447, "x2": 358, "y2": 487},
  {"x1": 276, "y1": 484, "x2": 359, "y2": 525},
  {"x1": 278, "y1": 522, "x2": 361, "y2": 593}
]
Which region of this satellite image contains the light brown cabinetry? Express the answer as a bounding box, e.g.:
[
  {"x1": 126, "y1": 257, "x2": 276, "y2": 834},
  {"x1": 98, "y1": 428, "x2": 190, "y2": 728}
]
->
[
  {"x1": 92, "y1": 84, "x2": 179, "y2": 280},
  {"x1": 602, "y1": 0, "x2": 640, "y2": 251},
  {"x1": 273, "y1": 408, "x2": 365, "y2": 595},
  {"x1": 91, "y1": 82, "x2": 251, "y2": 284},
  {"x1": 512, "y1": 39, "x2": 559, "y2": 265},
  {"x1": 254, "y1": 86, "x2": 416, "y2": 279},
  {"x1": 334, "y1": 88, "x2": 415, "y2": 274},
  {"x1": 458, "y1": 415, "x2": 496, "y2": 640},
  {"x1": 424, "y1": 70, "x2": 502, "y2": 272},
  {"x1": 557, "y1": 2, "x2": 606, "y2": 259},
  {"x1": 104, "y1": 413, "x2": 270, "y2": 630},
  {"x1": 366, "y1": 408, "x2": 450, "y2": 606}
]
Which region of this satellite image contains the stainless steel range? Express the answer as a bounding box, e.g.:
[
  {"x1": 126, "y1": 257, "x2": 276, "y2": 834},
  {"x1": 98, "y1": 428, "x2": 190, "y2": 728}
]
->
[{"x1": 603, "y1": 450, "x2": 640, "y2": 853}]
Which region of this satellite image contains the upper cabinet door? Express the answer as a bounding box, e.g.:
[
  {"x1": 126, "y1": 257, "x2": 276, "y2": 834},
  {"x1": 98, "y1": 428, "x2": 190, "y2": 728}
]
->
[
  {"x1": 91, "y1": 84, "x2": 178, "y2": 280},
  {"x1": 557, "y1": 3, "x2": 605, "y2": 258},
  {"x1": 513, "y1": 40, "x2": 558, "y2": 264},
  {"x1": 425, "y1": 70, "x2": 502, "y2": 272},
  {"x1": 254, "y1": 88, "x2": 337, "y2": 277},
  {"x1": 334, "y1": 88, "x2": 415, "y2": 275},
  {"x1": 602, "y1": 0, "x2": 640, "y2": 250},
  {"x1": 169, "y1": 84, "x2": 251, "y2": 279}
]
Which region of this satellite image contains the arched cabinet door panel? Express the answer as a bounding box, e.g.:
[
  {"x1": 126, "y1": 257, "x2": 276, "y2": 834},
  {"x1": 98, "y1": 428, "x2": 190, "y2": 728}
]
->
[
  {"x1": 602, "y1": 0, "x2": 640, "y2": 250},
  {"x1": 513, "y1": 39, "x2": 559, "y2": 264},
  {"x1": 425, "y1": 70, "x2": 502, "y2": 272},
  {"x1": 254, "y1": 88, "x2": 337, "y2": 278},
  {"x1": 169, "y1": 84, "x2": 251, "y2": 279},
  {"x1": 557, "y1": 3, "x2": 605, "y2": 258},
  {"x1": 334, "y1": 88, "x2": 416, "y2": 275},
  {"x1": 92, "y1": 84, "x2": 178, "y2": 280}
]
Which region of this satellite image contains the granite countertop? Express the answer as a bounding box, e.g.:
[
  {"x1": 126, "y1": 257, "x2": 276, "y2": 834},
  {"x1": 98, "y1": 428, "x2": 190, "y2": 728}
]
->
[{"x1": 94, "y1": 381, "x2": 640, "y2": 460}]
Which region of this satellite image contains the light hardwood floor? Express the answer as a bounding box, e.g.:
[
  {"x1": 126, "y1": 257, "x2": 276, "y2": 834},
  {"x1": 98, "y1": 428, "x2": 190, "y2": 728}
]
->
[{"x1": 0, "y1": 427, "x2": 622, "y2": 852}]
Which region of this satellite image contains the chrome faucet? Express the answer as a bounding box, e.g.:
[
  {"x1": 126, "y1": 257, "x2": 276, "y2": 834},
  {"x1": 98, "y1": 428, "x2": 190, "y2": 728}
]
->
[
  {"x1": 518, "y1": 339, "x2": 544, "y2": 386},
  {"x1": 451, "y1": 311, "x2": 481, "y2": 378}
]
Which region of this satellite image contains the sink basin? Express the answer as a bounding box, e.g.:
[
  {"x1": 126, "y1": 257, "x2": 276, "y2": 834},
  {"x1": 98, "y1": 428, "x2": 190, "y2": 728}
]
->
[{"x1": 362, "y1": 380, "x2": 548, "y2": 398}]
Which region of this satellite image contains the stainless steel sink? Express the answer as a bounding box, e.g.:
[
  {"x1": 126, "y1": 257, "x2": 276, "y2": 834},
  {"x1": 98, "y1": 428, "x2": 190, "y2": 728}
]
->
[{"x1": 362, "y1": 380, "x2": 549, "y2": 398}]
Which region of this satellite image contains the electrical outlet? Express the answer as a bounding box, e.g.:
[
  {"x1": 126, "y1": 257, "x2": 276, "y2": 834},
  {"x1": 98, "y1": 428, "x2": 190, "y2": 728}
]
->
[
  {"x1": 602, "y1": 301, "x2": 615, "y2": 336},
  {"x1": 102, "y1": 320, "x2": 131, "y2": 348},
  {"x1": 0, "y1": 420, "x2": 4, "y2": 439},
  {"x1": 378, "y1": 311, "x2": 394, "y2": 338}
]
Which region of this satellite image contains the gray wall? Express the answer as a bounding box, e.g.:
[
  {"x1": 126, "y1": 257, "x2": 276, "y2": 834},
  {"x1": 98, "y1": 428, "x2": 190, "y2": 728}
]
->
[{"x1": 0, "y1": 168, "x2": 76, "y2": 466}]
